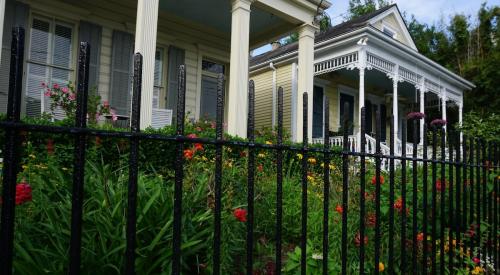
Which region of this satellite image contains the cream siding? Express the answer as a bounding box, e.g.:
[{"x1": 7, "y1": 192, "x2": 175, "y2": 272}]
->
[
  {"x1": 19, "y1": 0, "x2": 231, "y2": 120},
  {"x1": 276, "y1": 64, "x2": 293, "y2": 132},
  {"x1": 373, "y1": 14, "x2": 411, "y2": 47}
]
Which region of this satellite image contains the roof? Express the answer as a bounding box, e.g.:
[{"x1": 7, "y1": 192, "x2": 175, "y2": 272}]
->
[{"x1": 250, "y1": 4, "x2": 397, "y2": 67}]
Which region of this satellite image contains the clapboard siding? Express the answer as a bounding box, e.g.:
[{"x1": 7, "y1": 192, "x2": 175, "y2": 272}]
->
[
  {"x1": 276, "y1": 64, "x2": 293, "y2": 133},
  {"x1": 18, "y1": 0, "x2": 231, "y2": 121}
]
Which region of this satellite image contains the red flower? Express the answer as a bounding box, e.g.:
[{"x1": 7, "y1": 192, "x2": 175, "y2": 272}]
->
[
  {"x1": 394, "y1": 197, "x2": 409, "y2": 215},
  {"x1": 257, "y1": 164, "x2": 263, "y2": 172},
  {"x1": 436, "y1": 178, "x2": 446, "y2": 192},
  {"x1": 335, "y1": 205, "x2": 343, "y2": 214},
  {"x1": 354, "y1": 232, "x2": 368, "y2": 247},
  {"x1": 183, "y1": 149, "x2": 194, "y2": 160},
  {"x1": 195, "y1": 126, "x2": 203, "y2": 132},
  {"x1": 15, "y1": 183, "x2": 32, "y2": 205},
  {"x1": 417, "y1": 232, "x2": 424, "y2": 242},
  {"x1": 371, "y1": 175, "x2": 385, "y2": 185},
  {"x1": 233, "y1": 208, "x2": 247, "y2": 222},
  {"x1": 366, "y1": 213, "x2": 376, "y2": 227},
  {"x1": 194, "y1": 143, "x2": 204, "y2": 152},
  {"x1": 264, "y1": 261, "x2": 276, "y2": 275},
  {"x1": 46, "y1": 139, "x2": 54, "y2": 155},
  {"x1": 95, "y1": 136, "x2": 102, "y2": 146},
  {"x1": 187, "y1": 133, "x2": 197, "y2": 139},
  {"x1": 473, "y1": 257, "x2": 480, "y2": 264}
]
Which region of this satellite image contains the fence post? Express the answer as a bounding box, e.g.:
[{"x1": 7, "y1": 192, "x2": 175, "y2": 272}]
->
[
  {"x1": 359, "y1": 107, "x2": 366, "y2": 274},
  {"x1": 439, "y1": 127, "x2": 446, "y2": 274},
  {"x1": 0, "y1": 26, "x2": 25, "y2": 275},
  {"x1": 322, "y1": 97, "x2": 330, "y2": 275},
  {"x1": 374, "y1": 110, "x2": 382, "y2": 275},
  {"x1": 69, "y1": 42, "x2": 91, "y2": 275},
  {"x1": 246, "y1": 80, "x2": 255, "y2": 275},
  {"x1": 400, "y1": 119, "x2": 407, "y2": 273},
  {"x1": 411, "y1": 119, "x2": 419, "y2": 274},
  {"x1": 213, "y1": 73, "x2": 225, "y2": 275},
  {"x1": 172, "y1": 64, "x2": 186, "y2": 275},
  {"x1": 388, "y1": 115, "x2": 396, "y2": 274},
  {"x1": 124, "y1": 53, "x2": 142, "y2": 275},
  {"x1": 301, "y1": 92, "x2": 309, "y2": 275},
  {"x1": 341, "y1": 102, "x2": 349, "y2": 275}
]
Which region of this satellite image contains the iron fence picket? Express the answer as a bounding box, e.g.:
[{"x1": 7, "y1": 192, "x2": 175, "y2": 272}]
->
[
  {"x1": 69, "y1": 42, "x2": 91, "y2": 275},
  {"x1": 455, "y1": 136, "x2": 462, "y2": 268},
  {"x1": 440, "y1": 128, "x2": 446, "y2": 274},
  {"x1": 359, "y1": 107, "x2": 366, "y2": 274},
  {"x1": 374, "y1": 110, "x2": 382, "y2": 275},
  {"x1": 0, "y1": 27, "x2": 25, "y2": 275},
  {"x1": 447, "y1": 133, "x2": 454, "y2": 273},
  {"x1": 213, "y1": 73, "x2": 225, "y2": 275},
  {"x1": 247, "y1": 80, "x2": 256, "y2": 275},
  {"x1": 124, "y1": 53, "x2": 143, "y2": 275},
  {"x1": 400, "y1": 120, "x2": 407, "y2": 273},
  {"x1": 172, "y1": 64, "x2": 186, "y2": 275},
  {"x1": 431, "y1": 127, "x2": 437, "y2": 274},
  {"x1": 411, "y1": 119, "x2": 418, "y2": 274},
  {"x1": 341, "y1": 102, "x2": 349, "y2": 275},
  {"x1": 322, "y1": 97, "x2": 330, "y2": 275},
  {"x1": 388, "y1": 115, "x2": 396, "y2": 275},
  {"x1": 300, "y1": 93, "x2": 309, "y2": 275},
  {"x1": 276, "y1": 87, "x2": 284, "y2": 275},
  {"x1": 421, "y1": 124, "x2": 429, "y2": 274},
  {"x1": 476, "y1": 139, "x2": 481, "y2": 260},
  {"x1": 469, "y1": 137, "x2": 475, "y2": 263}
]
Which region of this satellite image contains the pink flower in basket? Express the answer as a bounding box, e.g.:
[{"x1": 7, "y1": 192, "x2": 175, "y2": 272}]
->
[
  {"x1": 53, "y1": 83, "x2": 59, "y2": 89},
  {"x1": 61, "y1": 87, "x2": 69, "y2": 94}
]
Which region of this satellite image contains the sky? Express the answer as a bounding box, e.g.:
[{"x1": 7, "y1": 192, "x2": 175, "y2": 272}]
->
[{"x1": 252, "y1": 0, "x2": 499, "y2": 56}]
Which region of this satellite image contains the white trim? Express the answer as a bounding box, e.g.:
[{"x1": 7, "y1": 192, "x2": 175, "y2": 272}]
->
[
  {"x1": 366, "y1": 6, "x2": 417, "y2": 51},
  {"x1": 291, "y1": 62, "x2": 298, "y2": 141},
  {"x1": 0, "y1": 0, "x2": 5, "y2": 64},
  {"x1": 381, "y1": 23, "x2": 397, "y2": 39}
]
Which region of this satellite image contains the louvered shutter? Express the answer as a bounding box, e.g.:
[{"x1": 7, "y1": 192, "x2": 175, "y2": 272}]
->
[
  {"x1": 0, "y1": 1, "x2": 28, "y2": 113},
  {"x1": 110, "y1": 30, "x2": 133, "y2": 116},
  {"x1": 166, "y1": 46, "x2": 185, "y2": 116},
  {"x1": 79, "y1": 21, "x2": 101, "y2": 92},
  {"x1": 25, "y1": 18, "x2": 50, "y2": 117}
]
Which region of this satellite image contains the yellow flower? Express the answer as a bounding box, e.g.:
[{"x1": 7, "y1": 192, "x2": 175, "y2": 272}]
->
[
  {"x1": 265, "y1": 141, "x2": 273, "y2": 145},
  {"x1": 472, "y1": 266, "x2": 483, "y2": 275},
  {"x1": 62, "y1": 167, "x2": 69, "y2": 171},
  {"x1": 297, "y1": 153, "x2": 303, "y2": 160},
  {"x1": 29, "y1": 154, "x2": 36, "y2": 159},
  {"x1": 201, "y1": 156, "x2": 208, "y2": 161},
  {"x1": 329, "y1": 164, "x2": 335, "y2": 170},
  {"x1": 378, "y1": 262, "x2": 385, "y2": 272},
  {"x1": 307, "y1": 175, "x2": 314, "y2": 182},
  {"x1": 22, "y1": 165, "x2": 29, "y2": 170},
  {"x1": 308, "y1": 158, "x2": 317, "y2": 164},
  {"x1": 257, "y1": 153, "x2": 266, "y2": 158}
]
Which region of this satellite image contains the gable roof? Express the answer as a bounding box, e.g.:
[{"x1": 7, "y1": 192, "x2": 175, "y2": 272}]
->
[{"x1": 250, "y1": 4, "x2": 415, "y2": 66}]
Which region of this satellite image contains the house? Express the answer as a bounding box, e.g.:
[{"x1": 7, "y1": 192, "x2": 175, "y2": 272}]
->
[
  {"x1": 0, "y1": 0, "x2": 331, "y2": 136},
  {"x1": 250, "y1": 4, "x2": 475, "y2": 153}
]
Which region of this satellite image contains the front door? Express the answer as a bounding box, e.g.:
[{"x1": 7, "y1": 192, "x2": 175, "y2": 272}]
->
[
  {"x1": 365, "y1": 100, "x2": 372, "y2": 135},
  {"x1": 339, "y1": 93, "x2": 354, "y2": 135},
  {"x1": 313, "y1": 86, "x2": 324, "y2": 138}
]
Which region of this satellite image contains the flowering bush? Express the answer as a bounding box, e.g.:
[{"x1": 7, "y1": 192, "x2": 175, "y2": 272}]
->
[{"x1": 42, "y1": 82, "x2": 114, "y2": 123}]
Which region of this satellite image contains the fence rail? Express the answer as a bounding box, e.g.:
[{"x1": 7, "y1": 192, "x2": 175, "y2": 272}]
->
[{"x1": 0, "y1": 27, "x2": 499, "y2": 274}]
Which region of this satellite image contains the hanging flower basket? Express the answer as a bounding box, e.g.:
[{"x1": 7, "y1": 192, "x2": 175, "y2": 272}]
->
[
  {"x1": 406, "y1": 112, "x2": 425, "y2": 120},
  {"x1": 430, "y1": 119, "x2": 447, "y2": 127}
]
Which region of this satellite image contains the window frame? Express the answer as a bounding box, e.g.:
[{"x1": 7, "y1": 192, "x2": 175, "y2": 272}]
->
[
  {"x1": 381, "y1": 24, "x2": 397, "y2": 39},
  {"x1": 153, "y1": 46, "x2": 167, "y2": 109}
]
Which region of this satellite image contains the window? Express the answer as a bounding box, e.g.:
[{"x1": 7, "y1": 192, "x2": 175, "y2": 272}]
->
[
  {"x1": 153, "y1": 48, "x2": 164, "y2": 109},
  {"x1": 382, "y1": 25, "x2": 396, "y2": 38},
  {"x1": 25, "y1": 17, "x2": 74, "y2": 117},
  {"x1": 200, "y1": 59, "x2": 226, "y2": 120}
]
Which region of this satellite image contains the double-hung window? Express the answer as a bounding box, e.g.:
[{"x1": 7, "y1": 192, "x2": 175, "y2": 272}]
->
[
  {"x1": 25, "y1": 17, "x2": 74, "y2": 117},
  {"x1": 153, "y1": 48, "x2": 165, "y2": 109}
]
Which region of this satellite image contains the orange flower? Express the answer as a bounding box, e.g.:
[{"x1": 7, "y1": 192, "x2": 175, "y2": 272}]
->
[
  {"x1": 371, "y1": 175, "x2": 385, "y2": 185},
  {"x1": 183, "y1": 149, "x2": 194, "y2": 160},
  {"x1": 335, "y1": 205, "x2": 343, "y2": 214},
  {"x1": 194, "y1": 143, "x2": 204, "y2": 151}
]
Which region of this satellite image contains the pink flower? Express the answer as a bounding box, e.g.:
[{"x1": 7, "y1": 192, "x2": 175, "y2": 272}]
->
[
  {"x1": 68, "y1": 93, "x2": 76, "y2": 101},
  {"x1": 110, "y1": 109, "x2": 117, "y2": 121},
  {"x1": 53, "y1": 83, "x2": 59, "y2": 89},
  {"x1": 44, "y1": 91, "x2": 51, "y2": 97},
  {"x1": 61, "y1": 87, "x2": 69, "y2": 94},
  {"x1": 103, "y1": 101, "x2": 109, "y2": 107},
  {"x1": 41, "y1": 82, "x2": 47, "y2": 87}
]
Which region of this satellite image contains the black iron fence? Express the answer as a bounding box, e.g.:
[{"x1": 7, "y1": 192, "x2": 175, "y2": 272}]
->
[{"x1": 0, "y1": 27, "x2": 499, "y2": 274}]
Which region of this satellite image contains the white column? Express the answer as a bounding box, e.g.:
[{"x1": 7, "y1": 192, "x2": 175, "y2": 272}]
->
[
  {"x1": 392, "y1": 66, "x2": 399, "y2": 147},
  {"x1": 458, "y1": 101, "x2": 463, "y2": 144},
  {"x1": 227, "y1": 0, "x2": 253, "y2": 138},
  {"x1": 134, "y1": 0, "x2": 160, "y2": 129},
  {"x1": 441, "y1": 90, "x2": 447, "y2": 132},
  {"x1": 419, "y1": 88, "x2": 425, "y2": 145},
  {"x1": 295, "y1": 23, "x2": 316, "y2": 142},
  {"x1": 0, "y1": 0, "x2": 5, "y2": 64},
  {"x1": 358, "y1": 67, "x2": 365, "y2": 148}
]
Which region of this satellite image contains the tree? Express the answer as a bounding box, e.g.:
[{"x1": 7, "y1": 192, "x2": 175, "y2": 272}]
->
[
  {"x1": 282, "y1": 12, "x2": 331, "y2": 45},
  {"x1": 346, "y1": 0, "x2": 391, "y2": 19}
]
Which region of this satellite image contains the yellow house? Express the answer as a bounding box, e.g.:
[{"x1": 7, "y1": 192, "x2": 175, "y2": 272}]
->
[
  {"x1": 250, "y1": 4, "x2": 475, "y2": 152},
  {"x1": 0, "y1": 0, "x2": 331, "y2": 136}
]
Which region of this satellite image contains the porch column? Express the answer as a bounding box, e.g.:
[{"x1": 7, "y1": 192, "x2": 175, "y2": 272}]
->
[
  {"x1": 441, "y1": 90, "x2": 447, "y2": 133},
  {"x1": 419, "y1": 86, "x2": 425, "y2": 145},
  {"x1": 458, "y1": 101, "x2": 463, "y2": 144},
  {"x1": 392, "y1": 66, "x2": 399, "y2": 147},
  {"x1": 0, "y1": 0, "x2": 5, "y2": 63},
  {"x1": 134, "y1": 0, "x2": 160, "y2": 129},
  {"x1": 296, "y1": 23, "x2": 316, "y2": 142},
  {"x1": 227, "y1": 0, "x2": 253, "y2": 138}
]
